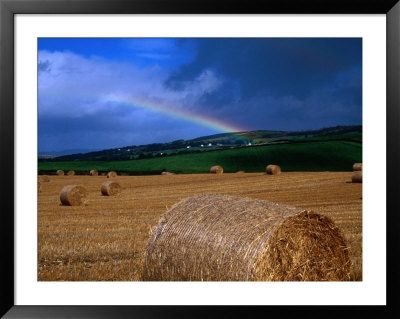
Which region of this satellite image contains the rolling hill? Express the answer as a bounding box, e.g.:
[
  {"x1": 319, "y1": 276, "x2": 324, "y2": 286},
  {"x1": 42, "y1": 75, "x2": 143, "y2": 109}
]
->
[
  {"x1": 38, "y1": 125, "x2": 362, "y2": 174},
  {"x1": 39, "y1": 125, "x2": 361, "y2": 162}
]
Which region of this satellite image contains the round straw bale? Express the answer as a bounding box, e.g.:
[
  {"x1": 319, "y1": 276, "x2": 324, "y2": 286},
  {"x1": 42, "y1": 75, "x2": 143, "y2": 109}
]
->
[
  {"x1": 352, "y1": 171, "x2": 362, "y2": 183},
  {"x1": 101, "y1": 181, "x2": 121, "y2": 196},
  {"x1": 39, "y1": 175, "x2": 50, "y2": 182},
  {"x1": 236, "y1": 171, "x2": 245, "y2": 174},
  {"x1": 266, "y1": 164, "x2": 281, "y2": 175},
  {"x1": 161, "y1": 171, "x2": 175, "y2": 175},
  {"x1": 67, "y1": 170, "x2": 75, "y2": 176},
  {"x1": 143, "y1": 194, "x2": 350, "y2": 281},
  {"x1": 353, "y1": 163, "x2": 362, "y2": 171},
  {"x1": 56, "y1": 170, "x2": 64, "y2": 176},
  {"x1": 210, "y1": 165, "x2": 223, "y2": 174},
  {"x1": 89, "y1": 169, "x2": 98, "y2": 176},
  {"x1": 59, "y1": 185, "x2": 88, "y2": 206},
  {"x1": 107, "y1": 171, "x2": 117, "y2": 178}
]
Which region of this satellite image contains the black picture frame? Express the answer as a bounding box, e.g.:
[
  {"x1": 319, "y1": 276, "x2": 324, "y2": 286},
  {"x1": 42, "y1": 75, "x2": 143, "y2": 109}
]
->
[{"x1": 1, "y1": 0, "x2": 399, "y2": 318}]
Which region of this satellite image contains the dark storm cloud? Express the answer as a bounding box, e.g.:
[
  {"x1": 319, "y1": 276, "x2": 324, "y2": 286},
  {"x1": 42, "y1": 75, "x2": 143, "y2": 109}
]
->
[
  {"x1": 165, "y1": 38, "x2": 361, "y2": 100},
  {"x1": 163, "y1": 38, "x2": 362, "y2": 131}
]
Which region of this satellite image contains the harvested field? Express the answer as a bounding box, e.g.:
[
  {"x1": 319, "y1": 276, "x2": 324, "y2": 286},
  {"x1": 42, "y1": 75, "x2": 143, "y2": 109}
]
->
[{"x1": 38, "y1": 172, "x2": 362, "y2": 281}]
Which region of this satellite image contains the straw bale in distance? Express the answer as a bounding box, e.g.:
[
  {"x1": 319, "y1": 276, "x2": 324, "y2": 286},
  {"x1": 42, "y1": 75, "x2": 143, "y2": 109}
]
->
[
  {"x1": 107, "y1": 171, "x2": 117, "y2": 178},
  {"x1": 143, "y1": 194, "x2": 350, "y2": 281},
  {"x1": 89, "y1": 170, "x2": 98, "y2": 176},
  {"x1": 161, "y1": 171, "x2": 175, "y2": 175},
  {"x1": 236, "y1": 171, "x2": 245, "y2": 174},
  {"x1": 67, "y1": 170, "x2": 75, "y2": 176},
  {"x1": 210, "y1": 165, "x2": 223, "y2": 174},
  {"x1": 59, "y1": 185, "x2": 88, "y2": 206},
  {"x1": 39, "y1": 175, "x2": 50, "y2": 182},
  {"x1": 56, "y1": 170, "x2": 64, "y2": 176},
  {"x1": 352, "y1": 171, "x2": 362, "y2": 183},
  {"x1": 353, "y1": 163, "x2": 362, "y2": 171},
  {"x1": 101, "y1": 181, "x2": 121, "y2": 196},
  {"x1": 266, "y1": 164, "x2": 281, "y2": 175}
]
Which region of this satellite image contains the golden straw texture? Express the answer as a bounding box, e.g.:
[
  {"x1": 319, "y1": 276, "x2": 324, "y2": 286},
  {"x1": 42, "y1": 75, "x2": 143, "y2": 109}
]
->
[
  {"x1": 89, "y1": 170, "x2": 98, "y2": 176},
  {"x1": 101, "y1": 181, "x2": 121, "y2": 196},
  {"x1": 67, "y1": 170, "x2": 75, "y2": 176},
  {"x1": 39, "y1": 175, "x2": 50, "y2": 182},
  {"x1": 352, "y1": 171, "x2": 362, "y2": 183},
  {"x1": 210, "y1": 165, "x2": 223, "y2": 174},
  {"x1": 266, "y1": 165, "x2": 281, "y2": 175},
  {"x1": 60, "y1": 185, "x2": 88, "y2": 206},
  {"x1": 143, "y1": 194, "x2": 350, "y2": 281},
  {"x1": 56, "y1": 170, "x2": 64, "y2": 176},
  {"x1": 107, "y1": 171, "x2": 117, "y2": 178}
]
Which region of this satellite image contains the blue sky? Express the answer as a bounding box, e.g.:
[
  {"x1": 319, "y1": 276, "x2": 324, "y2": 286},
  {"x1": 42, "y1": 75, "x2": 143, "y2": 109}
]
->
[{"x1": 38, "y1": 38, "x2": 362, "y2": 154}]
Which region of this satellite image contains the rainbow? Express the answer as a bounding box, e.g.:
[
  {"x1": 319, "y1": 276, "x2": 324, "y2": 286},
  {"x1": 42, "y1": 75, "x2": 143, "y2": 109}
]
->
[{"x1": 101, "y1": 94, "x2": 247, "y2": 135}]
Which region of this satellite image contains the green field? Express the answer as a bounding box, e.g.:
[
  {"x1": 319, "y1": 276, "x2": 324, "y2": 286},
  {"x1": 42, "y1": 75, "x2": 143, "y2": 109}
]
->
[{"x1": 38, "y1": 140, "x2": 362, "y2": 174}]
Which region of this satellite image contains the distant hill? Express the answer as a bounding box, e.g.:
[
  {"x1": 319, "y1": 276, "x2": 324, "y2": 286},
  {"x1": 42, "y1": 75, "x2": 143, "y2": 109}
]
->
[
  {"x1": 38, "y1": 140, "x2": 362, "y2": 174},
  {"x1": 38, "y1": 125, "x2": 361, "y2": 163},
  {"x1": 39, "y1": 148, "x2": 99, "y2": 157}
]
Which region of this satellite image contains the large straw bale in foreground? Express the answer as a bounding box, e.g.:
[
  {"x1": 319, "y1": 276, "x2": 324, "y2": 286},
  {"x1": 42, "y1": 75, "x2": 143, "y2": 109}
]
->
[
  {"x1": 56, "y1": 170, "x2": 64, "y2": 176},
  {"x1": 107, "y1": 171, "x2": 117, "y2": 178},
  {"x1": 352, "y1": 171, "x2": 362, "y2": 183},
  {"x1": 67, "y1": 170, "x2": 75, "y2": 176},
  {"x1": 210, "y1": 165, "x2": 223, "y2": 174},
  {"x1": 89, "y1": 170, "x2": 98, "y2": 176},
  {"x1": 101, "y1": 181, "x2": 121, "y2": 196},
  {"x1": 59, "y1": 185, "x2": 88, "y2": 206},
  {"x1": 143, "y1": 194, "x2": 350, "y2": 281},
  {"x1": 266, "y1": 164, "x2": 281, "y2": 175},
  {"x1": 353, "y1": 163, "x2": 362, "y2": 171}
]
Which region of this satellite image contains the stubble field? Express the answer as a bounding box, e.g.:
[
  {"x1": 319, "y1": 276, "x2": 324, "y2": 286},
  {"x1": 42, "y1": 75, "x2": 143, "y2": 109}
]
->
[{"x1": 38, "y1": 172, "x2": 362, "y2": 281}]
